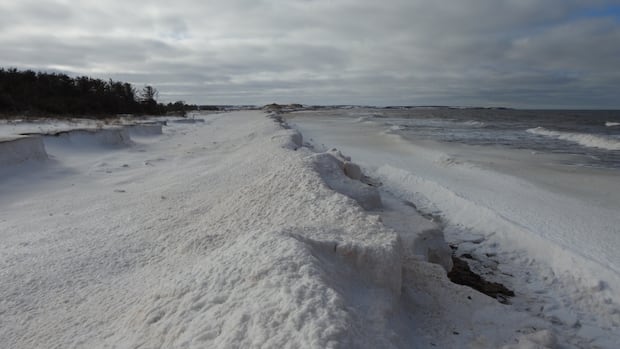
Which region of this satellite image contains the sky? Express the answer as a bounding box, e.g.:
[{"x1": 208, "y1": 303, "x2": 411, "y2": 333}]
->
[{"x1": 1, "y1": 0, "x2": 619, "y2": 108}]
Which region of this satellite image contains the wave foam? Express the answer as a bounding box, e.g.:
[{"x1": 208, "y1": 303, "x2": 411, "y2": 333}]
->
[
  {"x1": 387, "y1": 125, "x2": 406, "y2": 132},
  {"x1": 462, "y1": 120, "x2": 485, "y2": 127},
  {"x1": 527, "y1": 127, "x2": 620, "y2": 151},
  {"x1": 606, "y1": 122, "x2": 620, "y2": 127}
]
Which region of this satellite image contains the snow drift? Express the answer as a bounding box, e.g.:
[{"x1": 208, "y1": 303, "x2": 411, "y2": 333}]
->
[
  {"x1": 171, "y1": 118, "x2": 206, "y2": 124},
  {"x1": 41, "y1": 127, "x2": 133, "y2": 149},
  {"x1": 0, "y1": 136, "x2": 48, "y2": 166},
  {"x1": 125, "y1": 123, "x2": 163, "y2": 137}
]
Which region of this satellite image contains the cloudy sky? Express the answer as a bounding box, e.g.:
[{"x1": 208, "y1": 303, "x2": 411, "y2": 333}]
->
[{"x1": 1, "y1": 0, "x2": 619, "y2": 108}]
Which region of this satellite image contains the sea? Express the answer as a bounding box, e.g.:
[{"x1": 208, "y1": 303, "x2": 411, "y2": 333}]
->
[{"x1": 357, "y1": 108, "x2": 620, "y2": 169}]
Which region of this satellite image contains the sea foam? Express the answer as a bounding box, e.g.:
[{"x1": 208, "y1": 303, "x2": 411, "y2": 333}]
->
[{"x1": 527, "y1": 127, "x2": 620, "y2": 151}]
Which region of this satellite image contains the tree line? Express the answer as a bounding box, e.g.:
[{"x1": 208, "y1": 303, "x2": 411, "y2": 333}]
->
[{"x1": 0, "y1": 68, "x2": 215, "y2": 118}]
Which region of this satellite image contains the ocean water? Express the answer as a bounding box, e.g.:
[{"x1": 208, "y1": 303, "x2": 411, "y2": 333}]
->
[{"x1": 362, "y1": 108, "x2": 620, "y2": 169}]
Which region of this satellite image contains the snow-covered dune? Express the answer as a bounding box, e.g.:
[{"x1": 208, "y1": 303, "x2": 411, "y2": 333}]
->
[{"x1": 0, "y1": 111, "x2": 587, "y2": 348}]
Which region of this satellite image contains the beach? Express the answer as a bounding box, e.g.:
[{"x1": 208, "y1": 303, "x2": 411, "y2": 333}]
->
[{"x1": 1, "y1": 110, "x2": 618, "y2": 348}]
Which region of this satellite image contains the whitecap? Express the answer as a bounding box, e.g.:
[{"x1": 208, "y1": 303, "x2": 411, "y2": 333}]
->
[
  {"x1": 461, "y1": 120, "x2": 485, "y2": 127},
  {"x1": 527, "y1": 127, "x2": 620, "y2": 151}
]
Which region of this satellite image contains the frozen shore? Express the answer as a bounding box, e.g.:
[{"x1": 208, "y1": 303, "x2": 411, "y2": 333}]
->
[
  {"x1": 0, "y1": 111, "x2": 616, "y2": 348},
  {"x1": 287, "y1": 110, "x2": 620, "y2": 348}
]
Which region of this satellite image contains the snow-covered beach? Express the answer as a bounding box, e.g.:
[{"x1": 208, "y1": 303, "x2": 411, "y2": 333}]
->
[
  {"x1": 288, "y1": 109, "x2": 620, "y2": 347},
  {"x1": 1, "y1": 110, "x2": 619, "y2": 348}
]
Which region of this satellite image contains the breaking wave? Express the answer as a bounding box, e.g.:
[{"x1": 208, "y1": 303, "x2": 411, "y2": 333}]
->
[
  {"x1": 527, "y1": 127, "x2": 620, "y2": 151},
  {"x1": 461, "y1": 120, "x2": 485, "y2": 127}
]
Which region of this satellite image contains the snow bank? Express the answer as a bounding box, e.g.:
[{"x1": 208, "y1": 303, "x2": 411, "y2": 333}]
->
[
  {"x1": 527, "y1": 127, "x2": 620, "y2": 150},
  {"x1": 125, "y1": 123, "x2": 163, "y2": 137},
  {"x1": 1, "y1": 111, "x2": 410, "y2": 348},
  {"x1": 171, "y1": 118, "x2": 206, "y2": 124},
  {"x1": 378, "y1": 194, "x2": 454, "y2": 272},
  {"x1": 0, "y1": 118, "x2": 104, "y2": 138},
  {"x1": 41, "y1": 127, "x2": 133, "y2": 149},
  {"x1": 0, "y1": 136, "x2": 48, "y2": 166},
  {"x1": 375, "y1": 164, "x2": 620, "y2": 298},
  {"x1": 105, "y1": 114, "x2": 406, "y2": 347},
  {"x1": 311, "y1": 151, "x2": 382, "y2": 210}
]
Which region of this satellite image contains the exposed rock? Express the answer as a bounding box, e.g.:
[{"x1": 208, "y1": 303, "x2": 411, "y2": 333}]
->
[
  {"x1": 343, "y1": 161, "x2": 362, "y2": 180},
  {"x1": 448, "y1": 256, "x2": 514, "y2": 304}
]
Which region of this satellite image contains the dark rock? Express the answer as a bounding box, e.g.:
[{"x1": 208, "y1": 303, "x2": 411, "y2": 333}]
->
[{"x1": 448, "y1": 256, "x2": 515, "y2": 304}]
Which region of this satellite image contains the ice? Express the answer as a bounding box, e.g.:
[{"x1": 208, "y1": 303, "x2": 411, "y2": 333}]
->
[
  {"x1": 311, "y1": 151, "x2": 382, "y2": 210},
  {"x1": 288, "y1": 111, "x2": 620, "y2": 347}
]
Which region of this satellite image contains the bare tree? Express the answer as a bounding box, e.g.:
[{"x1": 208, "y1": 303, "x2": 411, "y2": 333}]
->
[{"x1": 140, "y1": 85, "x2": 158, "y2": 103}]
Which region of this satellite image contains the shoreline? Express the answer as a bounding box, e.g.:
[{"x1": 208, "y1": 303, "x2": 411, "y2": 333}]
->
[
  {"x1": 1, "y1": 110, "x2": 618, "y2": 348},
  {"x1": 287, "y1": 110, "x2": 620, "y2": 347}
]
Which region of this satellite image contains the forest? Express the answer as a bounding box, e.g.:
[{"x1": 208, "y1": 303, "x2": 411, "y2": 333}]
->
[{"x1": 0, "y1": 68, "x2": 212, "y2": 118}]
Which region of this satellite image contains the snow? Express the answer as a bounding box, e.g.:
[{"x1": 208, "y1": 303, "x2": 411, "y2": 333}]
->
[
  {"x1": 42, "y1": 128, "x2": 134, "y2": 149},
  {"x1": 126, "y1": 123, "x2": 164, "y2": 137},
  {"x1": 289, "y1": 111, "x2": 620, "y2": 348},
  {"x1": 0, "y1": 136, "x2": 48, "y2": 165},
  {"x1": 1, "y1": 110, "x2": 618, "y2": 348}
]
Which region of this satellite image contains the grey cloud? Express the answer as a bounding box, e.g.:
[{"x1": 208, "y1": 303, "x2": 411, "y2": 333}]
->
[
  {"x1": 0, "y1": 0, "x2": 619, "y2": 107},
  {"x1": 507, "y1": 18, "x2": 620, "y2": 73}
]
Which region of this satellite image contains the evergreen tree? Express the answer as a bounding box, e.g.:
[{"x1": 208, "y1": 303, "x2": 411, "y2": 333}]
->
[{"x1": 0, "y1": 68, "x2": 207, "y2": 117}]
